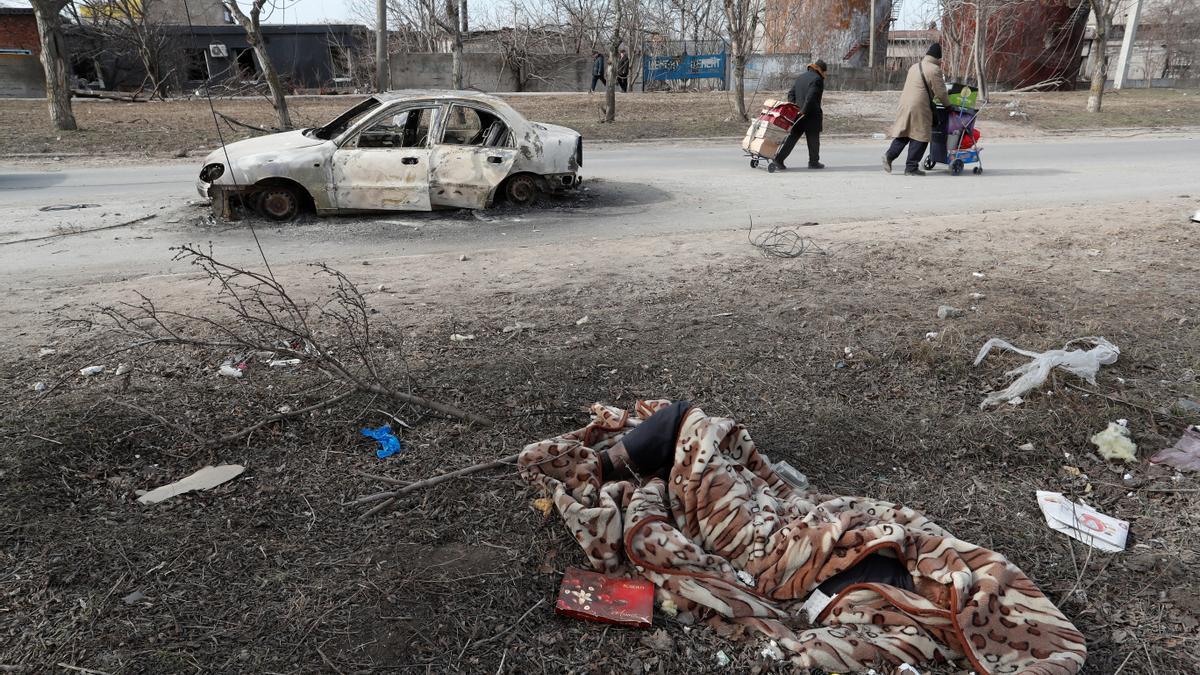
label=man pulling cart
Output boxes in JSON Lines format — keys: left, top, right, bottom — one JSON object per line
{"left": 743, "top": 59, "right": 827, "bottom": 172}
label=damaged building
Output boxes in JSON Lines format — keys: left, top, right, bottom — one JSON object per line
{"left": 71, "top": 24, "right": 369, "bottom": 94}
{"left": 762, "top": 0, "right": 894, "bottom": 67}
{"left": 0, "top": 0, "right": 43, "bottom": 97}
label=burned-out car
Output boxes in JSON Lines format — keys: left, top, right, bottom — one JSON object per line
{"left": 197, "top": 91, "right": 583, "bottom": 220}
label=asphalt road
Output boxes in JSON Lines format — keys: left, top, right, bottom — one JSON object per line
{"left": 1, "top": 134, "right": 1197, "bottom": 292}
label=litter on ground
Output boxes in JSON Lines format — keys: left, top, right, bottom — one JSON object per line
{"left": 554, "top": 567, "right": 653, "bottom": 628}
{"left": 79, "top": 365, "right": 105, "bottom": 376}
{"left": 1150, "top": 427, "right": 1200, "bottom": 472}
{"left": 1090, "top": 422, "right": 1138, "bottom": 463}
{"left": 137, "top": 464, "right": 246, "bottom": 504}
{"left": 361, "top": 425, "right": 403, "bottom": 459}
{"left": 1036, "top": 490, "right": 1129, "bottom": 552}
{"left": 973, "top": 336, "right": 1119, "bottom": 407}
{"left": 218, "top": 364, "right": 243, "bottom": 378}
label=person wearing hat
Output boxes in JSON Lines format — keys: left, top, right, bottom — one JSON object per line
{"left": 775, "top": 59, "right": 827, "bottom": 170}
{"left": 883, "top": 43, "right": 950, "bottom": 175}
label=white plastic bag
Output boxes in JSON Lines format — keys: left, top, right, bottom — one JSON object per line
{"left": 973, "top": 337, "right": 1119, "bottom": 408}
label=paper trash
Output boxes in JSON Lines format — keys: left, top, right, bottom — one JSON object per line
{"left": 1036, "top": 490, "right": 1128, "bottom": 552}
{"left": 138, "top": 465, "right": 245, "bottom": 504}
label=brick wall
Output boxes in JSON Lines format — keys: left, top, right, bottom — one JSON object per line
{"left": 0, "top": 13, "right": 40, "bottom": 55}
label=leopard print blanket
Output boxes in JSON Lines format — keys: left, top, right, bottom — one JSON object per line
{"left": 519, "top": 401, "right": 1086, "bottom": 675}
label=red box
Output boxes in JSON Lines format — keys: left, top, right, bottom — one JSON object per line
{"left": 555, "top": 567, "right": 654, "bottom": 628}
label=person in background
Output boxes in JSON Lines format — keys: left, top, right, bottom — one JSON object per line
{"left": 617, "top": 49, "right": 631, "bottom": 92}
{"left": 883, "top": 43, "right": 950, "bottom": 176}
{"left": 775, "top": 59, "right": 827, "bottom": 171}
{"left": 590, "top": 51, "right": 606, "bottom": 94}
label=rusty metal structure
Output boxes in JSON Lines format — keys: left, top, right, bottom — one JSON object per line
{"left": 762, "top": 0, "right": 894, "bottom": 66}
{"left": 942, "top": 0, "right": 1091, "bottom": 89}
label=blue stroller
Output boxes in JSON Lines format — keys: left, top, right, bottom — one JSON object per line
{"left": 924, "top": 104, "right": 983, "bottom": 175}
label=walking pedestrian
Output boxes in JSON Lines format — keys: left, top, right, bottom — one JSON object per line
{"left": 775, "top": 59, "right": 826, "bottom": 170}
{"left": 590, "top": 51, "right": 606, "bottom": 93}
{"left": 883, "top": 43, "right": 950, "bottom": 176}
{"left": 617, "top": 49, "right": 630, "bottom": 92}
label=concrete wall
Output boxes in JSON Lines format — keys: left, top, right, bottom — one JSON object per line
{"left": 742, "top": 54, "right": 901, "bottom": 93}
{"left": 390, "top": 52, "right": 593, "bottom": 92}
{"left": 0, "top": 52, "right": 44, "bottom": 97}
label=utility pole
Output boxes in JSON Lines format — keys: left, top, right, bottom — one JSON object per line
{"left": 376, "top": 0, "right": 388, "bottom": 92}
{"left": 1114, "top": 0, "right": 1143, "bottom": 89}
{"left": 868, "top": 0, "right": 876, "bottom": 68}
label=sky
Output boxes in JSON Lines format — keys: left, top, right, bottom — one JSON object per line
{"left": 264, "top": 0, "right": 936, "bottom": 31}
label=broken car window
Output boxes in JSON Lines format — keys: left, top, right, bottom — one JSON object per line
{"left": 355, "top": 107, "right": 439, "bottom": 149}
{"left": 313, "top": 98, "right": 381, "bottom": 140}
{"left": 441, "top": 105, "right": 511, "bottom": 148}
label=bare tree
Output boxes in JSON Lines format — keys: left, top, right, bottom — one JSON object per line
{"left": 603, "top": 0, "right": 622, "bottom": 120}
{"left": 722, "top": 0, "right": 761, "bottom": 121}
{"left": 72, "top": 0, "right": 174, "bottom": 98}
{"left": 29, "top": 0, "right": 77, "bottom": 131}
{"left": 1085, "top": 0, "right": 1118, "bottom": 112}
{"left": 223, "top": 0, "right": 293, "bottom": 128}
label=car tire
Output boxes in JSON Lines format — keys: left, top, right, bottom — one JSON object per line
{"left": 503, "top": 174, "right": 541, "bottom": 206}
{"left": 257, "top": 184, "right": 302, "bottom": 221}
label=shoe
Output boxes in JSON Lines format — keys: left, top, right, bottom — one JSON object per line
{"left": 808, "top": 162, "right": 824, "bottom": 169}
{"left": 904, "top": 169, "right": 926, "bottom": 176}
{"left": 775, "top": 162, "right": 787, "bottom": 171}
{"left": 882, "top": 154, "right": 893, "bottom": 174}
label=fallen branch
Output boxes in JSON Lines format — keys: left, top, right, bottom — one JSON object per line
{"left": 72, "top": 89, "right": 143, "bottom": 102}
{"left": 92, "top": 246, "right": 493, "bottom": 428}
{"left": 356, "top": 452, "right": 520, "bottom": 517}
{"left": 214, "top": 111, "right": 277, "bottom": 134}
{"left": 0, "top": 215, "right": 155, "bottom": 247}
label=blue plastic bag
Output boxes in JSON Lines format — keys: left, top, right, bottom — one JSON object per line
{"left": 361, "top": 424, "right": 403, "bottom": 459}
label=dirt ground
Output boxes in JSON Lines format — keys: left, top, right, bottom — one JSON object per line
{"left": 1, "top": 194, "right": 1198, "bottom": 674}
{"left": 1, "top": 88, "right": 1196, "bottom": 160}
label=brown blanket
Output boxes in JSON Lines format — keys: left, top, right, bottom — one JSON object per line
{"left": 519, "top": 401, "right": 1086, "bottom": 674}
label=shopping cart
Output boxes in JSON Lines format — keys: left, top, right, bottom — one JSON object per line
{"left": 923, "top": 104, "right": 984, "bottom": 176}
{"left": 742, "top": 100, "right": 800, "bottom": 173}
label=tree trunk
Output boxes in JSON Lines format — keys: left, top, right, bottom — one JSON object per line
{"left": 604, "top": 0, "right": 621, "bottom": 123}
{"left": 31, "top": 0, "right": 77, "bottom": 131}
{"left": 226, "top": 1, "right": 292, "bottom": 129}
{"left": 1087, "top": 4, "right": 1110, "bottom": 112}
{"left": 734, "top": 52, "right": 748, "bottom": 120}
{"left": 446, "top": 0, "right": 463, "bottom": 89}
{"left": 252, "top": 39, "right": 293, "bottom": 128}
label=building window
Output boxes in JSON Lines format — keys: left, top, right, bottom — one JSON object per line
{"left": 233, "top": 48, "right": 259, "bottom": 79}
{"left": 329, "top": 44, "right": 352, "bottom": 80}
{"left": 185, "top": 49, "right": 209, "bottom": 81}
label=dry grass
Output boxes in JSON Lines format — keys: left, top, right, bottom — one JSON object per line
{"left": 4, "top": 87, "right": 1195, "bottom": 160}
{"left": 984, "top": 88, "right": 1200, "bottom": 131}
{"left": 1, "top": 200, "right": 1199, "bottom": 674}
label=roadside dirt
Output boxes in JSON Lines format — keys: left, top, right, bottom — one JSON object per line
{"left": 2, "top": 196, "right": 1198, "bottom": 674}
{"left": 2, "top": 88, "right": 1195, "bottom": 161}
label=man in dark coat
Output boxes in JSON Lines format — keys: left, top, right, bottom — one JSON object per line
{"left": 775, "top": 59, "right": 826, "bottom": 170}
{"left": 590, "top": 51, "right": 606, "bottom": 93}
{"left": 617, "top": 49, "right": 630, "bottom": 92}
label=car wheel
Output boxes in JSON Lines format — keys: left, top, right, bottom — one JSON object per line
{"left": 504, "top": 174, "right": 541, "bottom": 206}
{"left": 257, "top": 184, "right": 301, "bottom": 221}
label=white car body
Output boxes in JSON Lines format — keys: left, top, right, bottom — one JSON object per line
{"left": 197, "top": 90, "right": 582, "bottom": 216}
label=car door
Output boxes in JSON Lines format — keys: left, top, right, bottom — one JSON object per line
{"left": 330, "top": 104, "right": 439, "bottom": 211}
{"left": 428, "top": 104, "right": 518, "bottom": 209}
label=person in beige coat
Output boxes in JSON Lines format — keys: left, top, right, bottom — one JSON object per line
{"left": 883, "top": 44, "right": 950, "bottom": 176}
